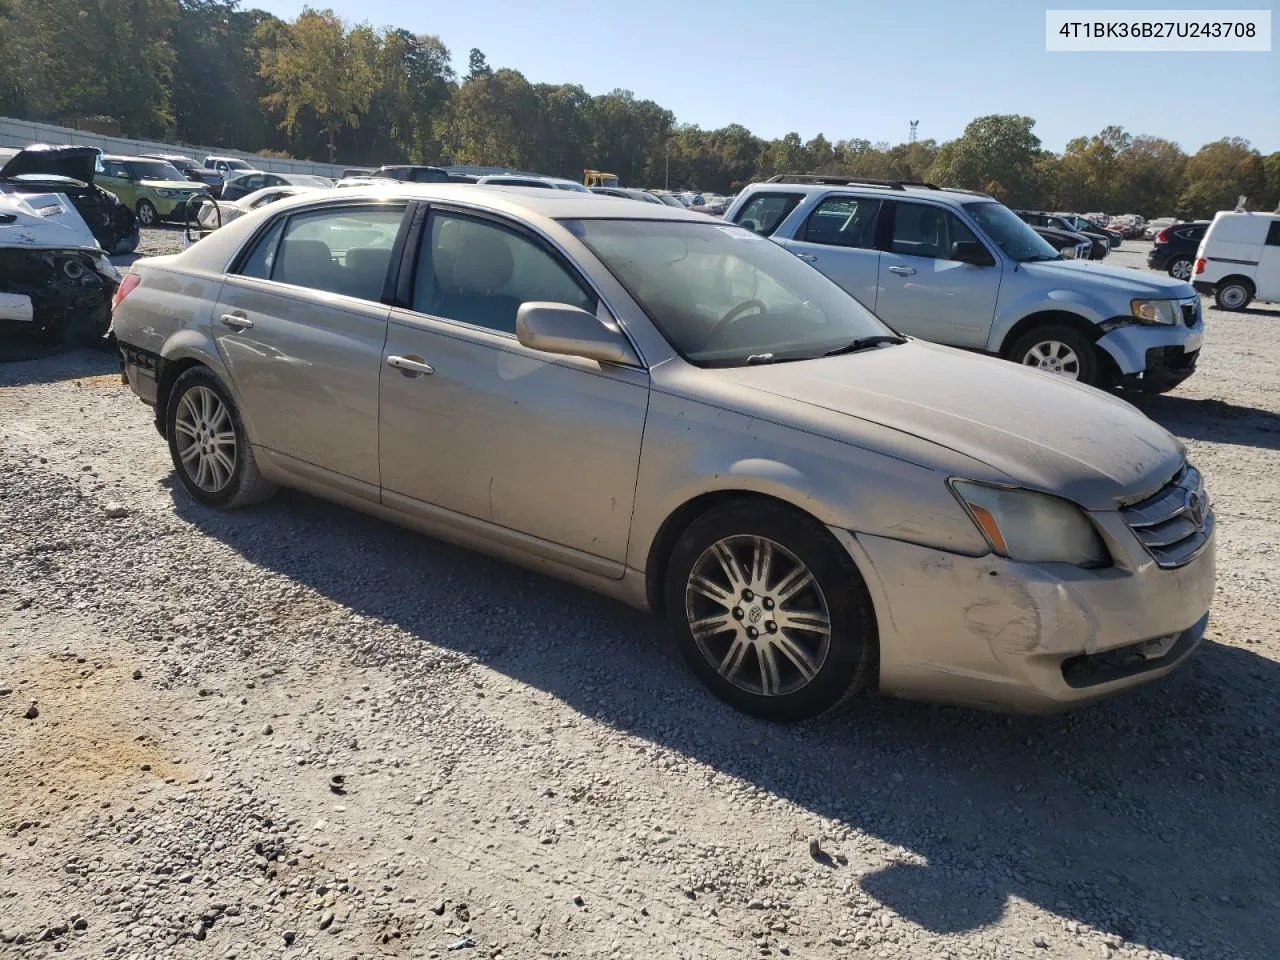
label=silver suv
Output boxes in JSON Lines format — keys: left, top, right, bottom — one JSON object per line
{"left": 724, "top": 177, "right": 1202, "bottom": 393}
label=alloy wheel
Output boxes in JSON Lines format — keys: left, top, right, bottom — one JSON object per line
{"left": 173, "top": 385, "right": 237, "bottom": 492}
{"left": 684, "top": 535, "right": 831, "bottom": 697}
{"left": 1170, "top": 259, "right": 1193, "bottom": 281}
{"left": 1022, "top": 340, "right": 1081, "bottom": 379}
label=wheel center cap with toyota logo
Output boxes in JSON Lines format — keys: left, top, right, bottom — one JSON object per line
{"left": 747, "top": 605, "right": 764, "bottom": 626}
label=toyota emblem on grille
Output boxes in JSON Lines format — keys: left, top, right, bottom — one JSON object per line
{"left": 1186, "top": 489, "right": 1206, "bottom": 526}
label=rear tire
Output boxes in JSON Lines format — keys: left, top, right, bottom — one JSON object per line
{"left": 663, "top": 500, "right": 877, "bottom": 722}
{"left": 1008, "top": 324, "right": 1104, "bottom": 388}
{"left": 1167, "top": 256, "right": 1193, "bottom": 281}
{"left": 166, "top": 367, "right": 277, "bottom": 509}
{"left": 1214, "top": 279, "right": 1253, "bottom": 312}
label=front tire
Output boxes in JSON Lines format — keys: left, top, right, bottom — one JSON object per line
{"left": 166, "top": 367, "right": 277, "bottom": 508}
{"left": 135, "top": 199, "right": 157, "bottom": 227}
{"left": 663, "top": 500, "right": 877, "bottom": 722}
{"left": 1215, "top": 279, "right": 1253, "bottom": 312}
{"left": 1009, "top": 324, "right": 1103, "bottom": 387}
{"left": 1167, "top": 256, "right": 1193, "bottom": 281}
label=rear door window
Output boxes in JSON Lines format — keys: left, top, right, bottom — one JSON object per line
{"left": 235, "top": 205, "right": 406, "bottom": 301}
{"left": 1266, "top": 221, "right": 1280, "bottom": 246}
{"left": 798, "top": 196, "right": 882, "bottom": 248}
{"left": 730, "top": 192, "right": 802, "bottom": 236}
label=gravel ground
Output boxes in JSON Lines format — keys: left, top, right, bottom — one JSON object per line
{"left": 2, "top": 241, "right": 1278, "bottom": 960}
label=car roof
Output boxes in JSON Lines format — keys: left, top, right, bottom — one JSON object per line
{"left": 250, "top": 183, "right": 715, "bottom": 222}
{"left": 742, "top": 178, "right": 990, "bottom": 209}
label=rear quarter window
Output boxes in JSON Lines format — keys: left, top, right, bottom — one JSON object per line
{"left": 730, "top": 192, "right": 803, "bottom": 236}
{"left": 1266, "top": 221, "right": 1280, "bottom": 246}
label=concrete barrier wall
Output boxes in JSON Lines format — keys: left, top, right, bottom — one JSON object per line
{"left": 0, "top": 116, "right": 346, "bottom": 177}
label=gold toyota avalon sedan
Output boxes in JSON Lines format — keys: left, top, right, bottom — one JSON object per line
{"left": 110, "top": 185, "right": 1215, "bottom": 721}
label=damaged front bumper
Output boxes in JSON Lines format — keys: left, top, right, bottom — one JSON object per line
{"left": 832, "top": 512, "right": 1216, "bottom": 712}
{"left": 0, "top": 247, "right": 119, "bottom": 347}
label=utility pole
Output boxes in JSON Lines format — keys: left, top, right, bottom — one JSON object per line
{"left": 665, "top": 141, "right": 670, "bottom": 190}
{"left": 909, "top": 120, "right": 919, "bottom": 144}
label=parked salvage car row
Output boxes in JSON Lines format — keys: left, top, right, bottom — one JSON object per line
{"left": 108, "top": 183, "right": 1217, "bottom": 721}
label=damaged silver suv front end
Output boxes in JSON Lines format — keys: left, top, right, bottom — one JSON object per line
{"left": 1, "top": 191, "right": 119, "bottom": 356}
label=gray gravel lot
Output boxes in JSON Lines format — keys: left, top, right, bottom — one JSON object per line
{"left": 2, "top": 240, "right": 1278, "bottom": 960}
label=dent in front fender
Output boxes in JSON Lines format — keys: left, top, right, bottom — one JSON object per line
{"left": 1097, "top": 323, "right": 1198, "bottom": 375}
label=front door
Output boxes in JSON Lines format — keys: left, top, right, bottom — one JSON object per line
{"left": 874, "top": 200, "right": 1001, "bottom": 349}
{"left": 778, "top": 194, "right": 883, "bottom": 311}
{"left": 212, "top": 202, "right": 407, "bottom": 487}
{"left": 379, "top": 208, "right": 648, "bottom": 566}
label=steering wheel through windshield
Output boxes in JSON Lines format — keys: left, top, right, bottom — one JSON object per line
{"left": 700, "top": 299, "right": 768, "bottom": 349}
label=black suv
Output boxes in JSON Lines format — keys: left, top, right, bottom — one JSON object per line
{"left": 1147, "top": 221, "right": 1209, "bottom": 281}
{"left": 1015, "top": 210, "right": 1107, "bottom": 260}
{"left": 371, "top": 164, "right": 451, "bottom": 184}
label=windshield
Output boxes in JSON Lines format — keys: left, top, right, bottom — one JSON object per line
{"left": 962, "top": 201, "right": 1060, "bottom": 262}
{"left": 126, "top": 160, "right": 186, "bottom": 182}
{"left": 564, "top": 219, "right": 895, "bottom": 367}
{"left": 656, "top": 194, "right": 684, "bottom": 208}
{"left": 286, "top": 175, "right": 335, "bottom": 188}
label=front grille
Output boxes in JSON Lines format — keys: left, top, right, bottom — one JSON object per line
{"left": 1121, "top": 464, "right": 1213, "bottom": 569}
{"left": 1179, "top": 298, "right": 1200, "bottom": 328}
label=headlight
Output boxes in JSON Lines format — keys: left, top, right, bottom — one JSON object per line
{"left": 1131, "top": 298, "right": 1177, "bottom": 325}
{"left": 1061, "top": 245, "right": 1077, "bottom": 259}
{"left": 950, "top": 480, "right": 1108, "bottom": 566}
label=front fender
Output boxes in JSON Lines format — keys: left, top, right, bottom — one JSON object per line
{"left": 627, "top": 391, "right": 993, "bottom": 574}
{"left": 989, "top": 286, "right": 1109, "bottom": 352}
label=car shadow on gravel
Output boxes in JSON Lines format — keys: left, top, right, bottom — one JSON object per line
{"left": 1133, "top": 394, "right": 1280, "bottom": 451}
{"left": 0, "top": 346, "right": 118, "bottom": 381}
{"left": 169, "top": 485, "right": 1280, "bottom": 960}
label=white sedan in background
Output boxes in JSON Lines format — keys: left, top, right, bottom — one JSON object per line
{"left": 194, "top": 186, "right": 324, "bottom": 234}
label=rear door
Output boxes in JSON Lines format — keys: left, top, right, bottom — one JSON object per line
{"left": 211, "top": 201, "right": 408, "bottom": 489}
{"left": 97, "top": 159, "right": 135, "bottom": 206}
{"left": 1259, "top": 220, "right": 1280, "bottom": 301}
{"left": 874, "top": 200, "right": 1001, "bottom": 349}
{"left": 776, "top": 194, "right": 883, "bottom": 311}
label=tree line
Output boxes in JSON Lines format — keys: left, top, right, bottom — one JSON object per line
{"left": 2, "top": 1, "right": 1277, "bottom": 218}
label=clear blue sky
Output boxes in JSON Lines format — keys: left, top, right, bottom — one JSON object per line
{"left": 250, "top": 0, "right": 1278, "bottom": 153}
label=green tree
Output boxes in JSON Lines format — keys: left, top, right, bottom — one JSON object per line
{"left": 446, "top": 66, "right": 540, "bottom": 167}
{"left": 259, "top": 7, "right": 376, "bottom": 161}
{"left": 7, "top": 0, "right": 177, "bottom": 136}
{"left": 927, "top": 114, "right": 1043, "bottom": 205}
{"left": 1263, "top": 151, "right": 1280, "bottom": 210}
{"left": 1177, "top": 137, "right": 1266, "bottom": 218}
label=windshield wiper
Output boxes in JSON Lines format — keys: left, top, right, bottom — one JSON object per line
{"left": 823, "top": 335, "right": 906, "bottom": 358}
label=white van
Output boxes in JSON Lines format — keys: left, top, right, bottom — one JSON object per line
{"left": 1192, "top": 210, "right": 1280, "bottom": 310}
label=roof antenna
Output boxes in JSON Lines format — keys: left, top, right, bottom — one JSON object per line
{"left": 1234, "top": 195, "right": 1247, "bottom": 212}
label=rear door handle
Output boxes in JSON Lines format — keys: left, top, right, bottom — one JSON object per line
{"left": 887, "top": 265, "right": 916, "bottom": 277}
{"left": 794, "top": 253, "right": 818, "bottom": 263}
{"left": 219, "top": 312, "right": 253, "bottom": 330}
{"left": 386, "top": 355, "right": 435, "bottom": 377}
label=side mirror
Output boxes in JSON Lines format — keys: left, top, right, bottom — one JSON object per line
{"left": 951, "top": 240, "right": 994, "bottom": 266}
{"left": 516, "top": 302, "right": 639, "bottom": 365}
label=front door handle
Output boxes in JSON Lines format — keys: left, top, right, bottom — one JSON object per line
{"left": 887, "top": 265, "right": 916, "bottom": 277}
{"left": 386, "top": 354, "right": 435, "bottom": 377}
{"left": 794, "top": 253, "right": 818, "bottom": 263}
{"left": 219, "top": 312, "right": 253, "bottom": 331}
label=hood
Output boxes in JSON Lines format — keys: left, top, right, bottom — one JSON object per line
{"left": 711, "top": 341, "right": 1183, "bottom": 510}
{"left": 1021, "top": 258, "right": 1196, "bottom": 299}
{"left": 0, "top": 145, "right": 99, "bottom": 185}
{"left": 139, "top": 179, "right": 206, "bottom": 192}
{"left": 0, "top": 191, "right": 102, "bottom": 252}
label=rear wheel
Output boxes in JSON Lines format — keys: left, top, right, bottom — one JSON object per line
{"left": 166, "top": 367, "right": 277, "bottom": 508}
{"left": 663, "top": 500, "right": 877, "bottom": 722}
{"left": 1167, "top": 256, "right": 1193, "bottom": 281}
{"left": 1009, "top": 324, "right": 1102, "bottom": 387}
{"left": 135, "top": 199, "right": 157, "bottom": 226}
{"left": 1215, "top": 279, "right": 1253, "bottom": 312}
